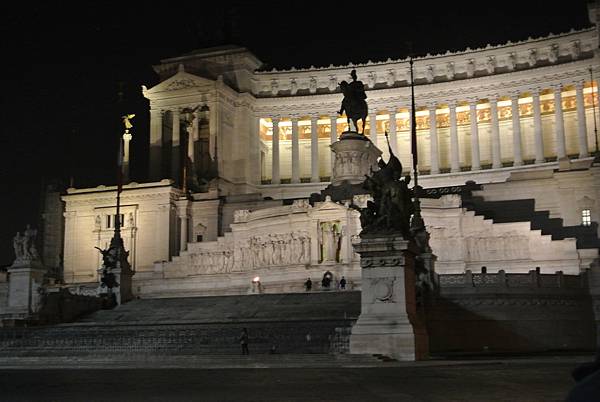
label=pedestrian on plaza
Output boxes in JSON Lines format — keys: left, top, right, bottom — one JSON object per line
{"left": 239, "top": 327, "right": 249, "bottom": 355}
{"left": 304, "top": 277, "right": 312, "bottom": 291}
{"left": 339, "top": 276, "right": 347, "bottom": 290}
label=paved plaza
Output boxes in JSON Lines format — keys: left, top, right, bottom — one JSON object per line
{"left": 0, "top": 356, "right": 594, "bottom": 402}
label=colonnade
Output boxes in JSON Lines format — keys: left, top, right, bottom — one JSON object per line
{"left": 262, "top": 80, "right": 597, "bottom": 183}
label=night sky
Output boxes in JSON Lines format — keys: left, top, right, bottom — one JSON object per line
{"left": 0, "top": 1, "right": 592, "bottom": 266}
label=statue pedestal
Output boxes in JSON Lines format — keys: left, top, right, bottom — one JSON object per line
{"left": 330, "top": 131, "right": 381, "bottom": 186}
{"left": 7, "top": 259, "right": 46, "bottom": 314}
{"left": 349, "top": 235, "right": 428, "bottom": 360}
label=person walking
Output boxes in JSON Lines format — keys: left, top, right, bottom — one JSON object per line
{"left": 339, "top": 276, "right": 347, "bottom": 290}
{"left": 304, "top": 277, "right": 312, "bottom": 291}
{"left": 239, "top": 327, "right": 249, "bottom": 355}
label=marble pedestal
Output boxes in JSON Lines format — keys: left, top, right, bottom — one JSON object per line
{"left": 349, "top": 235, "right": 428, "bottom": 360}
{"left": 7, "top": 259, "right": 46, "bottom": 314}
{"left": 330, "top": 131, "right": 382, "bottom": 185}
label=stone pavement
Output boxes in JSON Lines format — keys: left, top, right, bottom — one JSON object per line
{"left": 0, "top": 355, "right": 593, "bottom": 401}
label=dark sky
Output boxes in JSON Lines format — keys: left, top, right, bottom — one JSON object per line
{"left": 0, "top": 0, "right": 593, "bottom": 266}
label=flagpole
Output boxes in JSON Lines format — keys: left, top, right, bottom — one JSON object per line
{"left": 409, "top": 54, "right": 423, "bottom": 228}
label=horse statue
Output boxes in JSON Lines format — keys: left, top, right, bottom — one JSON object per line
{"left": 338, "top": 69, "right": 368, "bottom": 134}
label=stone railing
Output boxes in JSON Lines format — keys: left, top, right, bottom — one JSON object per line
{"left": 436, "top": 268, "right": 588, "bottom": 291}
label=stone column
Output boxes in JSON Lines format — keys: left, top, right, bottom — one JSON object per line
{"left": 369, "top": 112, "right": 378, "bottom": 147}
{"left": 122, "top": 132, "right": 132, "bottom": 183}
{"left": 176, "top": 199, "right": 189, "bottom": 253}
{"left": 428, "top": 104, "right": 440, "bottom": 174}
{"left": 311, "top": 115, "right": 320, "bottom": 183}
{"left": 532, "top": 88, "right": 545, "bottom": 163}
{"left": 553, "top": 84, "right": 567, "bottom": 159}
{"left": 330, "top": 115, "right": 338, "bottom": 175}
{"left": 149, "top": 109, "right": 163, "bottom": 181}
{"left": 291, "top": 116, "right": 300, "bottom": 183}
{"left": 272, "top": 117, "right": 281, "bottom": 185}
{"left": 388, "top": 110, "right": 398, "bottom": 155}
{"left": 575, "top": 80, "right": 589, "bottom": 158}
{"left": 171, "top": 109, "right": 181, "bottom": 184}
{"left": 349, "top": 236, "right": 428, "bottom": 361}
{"left": 448, "top": 101, "right": 460, "bottom": 173}
{"left": 489, "top": 96, "right": 502, "bottom": 169}
{"left": 510, "top": 92, "right": 523, "bottom": 166}
{"left": 468, "top": 99, "right": 481, "bottom": 170}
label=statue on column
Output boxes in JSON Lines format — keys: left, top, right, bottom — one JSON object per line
{"left": 338, "top": 69, "right": 368, "bottom": 134}
{"left": 359, "top": 132, "right": 414, "bottom": 238}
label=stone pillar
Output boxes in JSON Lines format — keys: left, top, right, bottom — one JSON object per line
{"left": 532, "top": 88, "right": 545, "bottom": 163}
{"left": 575, "top": 80, "right": 589, "bottom": 158}
{"left": 349, "top": 236, "right": 427, "bottom": 361}
{"left": 311, "top": 115, "right": 320, "bottom": 183}
{"left": 330, "top": 115, "right": 338, "bottom": 175}
{"left": 330, "top": 136, "right": 382, "bottom": 185}
{"left": 7, "top": 259, "right": 46, "bottom": 315}
{"left": 449, "top": 101, "right": 460, "bottom": 173}
{"left": 122, "top": 132, "right": 132, "bottom": 183}
{"left": 428, "top": 104, "right": 440, "bottom": 174}
{"left": 510, "top": 92, "right": 523, "bottom": 166}
{"left": 388, "top": 110, "right": 398, "bottom": 155}
{"left": 489, "top": 96, "right": 502, "bottom": 169}
{"left": 271, "top": 117, "right": 280, "bottom": 185}
{"left": 176, "top": 199, "right": 189, "bottom": 252}
{"left": 291, "top": 116, "right": 300, "bottom": 184}
{"left": 468, "top": 99, "right": 481, "bottom": 170}
{"left": 171, "top": 109, "right": 181, "bottom": 184}
{"left": 553, "top": 84, "right": 567, "bottom": 159}
{"left": 149, "top": 109, "right": 163, "bottom": 181}
{"left": 369, "top": 112, "right": 378, "bottom": 147}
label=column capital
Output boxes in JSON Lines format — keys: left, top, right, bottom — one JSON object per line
{"left": 447, "top": 100, "right": 458, "bottom": 109}
{"left": 310, "top": 114, "right": 320, "bottom": 121}
{"left": 551, "top": 83, "right": 564, "bottom": 93}
{"left": 530, "top": 86, "right": 542, "bottom": 97}
{"left": 289, "top": 114, "right": 300, "bottom": 121}
{"left": 150, "top": 108, "right": 164, "bottom": 116}
{"left": 271, "top": 116, "right": 281, "bottom": 124}
{"left": 426, "top": 103, "right": 437, "bottom": 111}
{"left": 508, "top": 90, "right": 521, "bottom": 101}
{"left": 574, "top": 79, "right": 586, "bottom": 90}
{"left": 487, "top": 95, "right": 499, "bottom": 103}
{"left": 329, "top": 114, "right": 339, "bottom": 121}
{"left": 465, "top": 96, "right": 479, "bottom": 105}
{"left": 123, "top": 133, "right": 133, "bottom": 141}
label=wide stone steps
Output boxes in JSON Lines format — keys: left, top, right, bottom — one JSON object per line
{"left": 462, "top": 195, "right": 600, "bottom": 250}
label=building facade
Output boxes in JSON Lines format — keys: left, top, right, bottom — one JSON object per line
{"left": 56, "top": 11, "right": 600, "bottom": 297}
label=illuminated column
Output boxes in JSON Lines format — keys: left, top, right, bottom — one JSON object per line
{"left": 553, "top": 84, "right": 567, "bottom": 159}
{"left": 388, "top": 110, "right": 398, "bottom": 154}
{"left": 489, "top": 96, "right": 502, "bottom": 169}
{"left": 291, "top": 116, "right": 300, "bottom": 184}
{"left": 428, "top": 104, "right": 440, "bottom": 174}
{"left": 510, "top": 92, "right": 523, "bottom": 166}
{"left": 271, "top": 117, "right": 281, "bottom": 185}
{"left": 575, "top": 80, "right": 589, "bottom": 158}
{"left": 311, "top": 115, "right": 320, "bottom": 183}
{"left": 176, "top": 200, "right": 189, "bottom": 253}
{"left": 369, "top": 112, "right": 378, "bottom": 147}
{"left": 532, "top": 88, "right": 545, "bottom": 163}
{"left": 330, "top": 115, "right": 338, "bottom": 174}
{"left": 149, "top": 109, "right": 163, "bottom": 181}
{"left": 188, "top": 113, "right": 197, "bottom": 161}
{"left": 171, "top": 109, "right": 181, "bottom": 183}
{"left": 468, "top": 99, "right": 481, "bottom": 170}
{"left": 449, "top": 101, "right": 460, "bottom": 173}
{"left": 122, "top": 132, "right": 132, "bottom": 183}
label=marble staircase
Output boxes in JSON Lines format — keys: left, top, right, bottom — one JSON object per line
{"left": 461, "top": 193, "right": 600, "bottom": 251}
{"left": 0, "top": 291, "right": 361, "bottom": 358}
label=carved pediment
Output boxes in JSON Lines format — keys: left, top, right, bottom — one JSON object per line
{"left": 144, "top": 70, "right": 215, "bottom": 96}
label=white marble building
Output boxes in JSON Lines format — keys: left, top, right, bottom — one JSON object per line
{"left": 57, "top": 9, "right": 600, "bottom": 297}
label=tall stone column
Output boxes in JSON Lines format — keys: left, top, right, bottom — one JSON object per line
{"left": 489, "top": 96, "right": 502, "bottom": 169}
{"left": 291, "top": 116, "right": 300, "bottom": 183}
{"left": 575, "top": 80, "right": 589, "bottom": 158}
{"left": 388, "top": 110, "right": 398, "bottom": 155}
{"left": 122, "top": 132, "right": 132, "bottom": 183}
{"left": 532, "top": 88, "right": 545, "bottom": 163}
{"left": 311, "top": 115, "right": 320, "bottom": 183}
{"left": 330, "top": 115, "right": 338, "bottom": 175}
{"left": 448, "top": 101, "right": 460, "bottom": 173}
{"left": 428, "top": 104, "right": 440, "bottom": 174}
{"left": 349, "top": 236, "right": 427, "bottom": 361}
{"left": 553, "top": 84, "right": 567, "bottom": 159}
{"left": 369, "top": 112, "right": 378, "bottom": 147}
{"left": 171, "top": 109, "right": 181, "bottom": 184}
{"left": 510, "top": 92, "right": 523, "bottom": 166}
{"left": 271, "top": 117, "right": 281, "bottom": 185}
{"left": 468, "top": 99, "right": 481, "bottom": 170}
{"left": 149, "top": 109, "right": 163, "bottom": 181}
{"left": 176, "top": 199, "right": 189, "bottom": 253}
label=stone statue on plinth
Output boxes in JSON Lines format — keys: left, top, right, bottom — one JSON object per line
{"left": 12, "top": 224, "right": 40, "bottom": 262}
{"left": 338, "top": 69, "right": 368, "bottom": 135}
{"left": 359, "top": 132, "right": 414, "bottom": 239}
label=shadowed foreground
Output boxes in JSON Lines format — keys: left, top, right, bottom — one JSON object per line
{"left": 0, "top": 359, "right": 585, "bottom": 402}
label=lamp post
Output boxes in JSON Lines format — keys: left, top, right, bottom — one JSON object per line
{"left": 590, "top": 67, "right": 600, "bottom": 162}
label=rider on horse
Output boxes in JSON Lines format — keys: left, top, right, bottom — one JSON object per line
{"left": 338, "top": 69, "right": 368, "bottom": 134}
